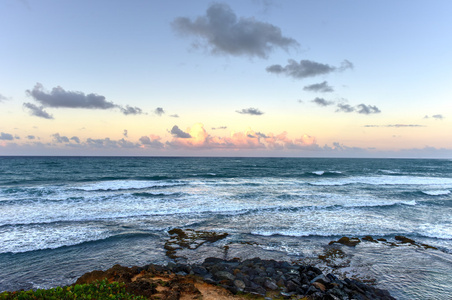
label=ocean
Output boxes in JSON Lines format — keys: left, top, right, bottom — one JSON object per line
{"left": 0, "top": 157, "right": 451, "bottom": 299}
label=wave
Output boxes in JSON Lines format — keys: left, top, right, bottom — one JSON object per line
{"left": 74, "top": 180, "right": 185, "bottom": 191}
{"left": 422, "top": 190, "right": 451, "bottom": 196}
{"left": 309, "top": 171, "right": 344, "bottom": 177}
{"left": 0, "top": 231, "right": 159, "bottom": 254}
{"left": 309, "top": 175, "right": 452, "bottom": 186}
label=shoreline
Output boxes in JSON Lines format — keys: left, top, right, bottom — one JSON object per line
{"left": 72, "top": 256, "right": 396, "bottom": 300}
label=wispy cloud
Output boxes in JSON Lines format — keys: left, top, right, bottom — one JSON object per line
{"left": 364, "top": 124, "right": 426, "bottom": 128}
{"left": 23, "top": 102, "right": 54, "bottom": 119}
{"left": 0, "top": 93, "right": 8, "bottom": 102}
{"left": 172, "top": 3, "right": 298, "bottom": 58}
{"left": 155, "top": 107, "right": 165, "bottom": 116}
{"left": 236, "top": 107, "right": 264, "bottom": 115}
{"left": 303, "top": 81, "right": 334, "bottom": 93}
{"left": 312, "top": 97, "right": 334, "bottom": 107}
{"left": 424, "top": 114, "right": 444, "bottom": 120}
{"left": 123, "top": 130, "right": 128, "bottom": 137}
{"left": 356, "top": 104, "right": 381, "bottom": 115}
{"left": 266, "top": 59, "right": 353, "bottom": 79}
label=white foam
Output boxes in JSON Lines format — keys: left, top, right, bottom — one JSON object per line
{"left": 312, "top": 171, "right": 325, "bottom": 176}
{"left": 422, "top": 190, "right": 451, "bottom": 196}
{"left": 75, "top": 180, "right": 179, "bottom": 191}
{"left": 309, "top": 175, "right": 452, "bottom": 186}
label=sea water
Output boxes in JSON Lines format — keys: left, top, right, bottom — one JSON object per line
{"left": 0, "top": 157, "right": 451, "bottom": 299}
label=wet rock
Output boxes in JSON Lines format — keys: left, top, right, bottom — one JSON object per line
{"left": 362, "top": 235, "right": 378, "bottom": 243}
{"left": 330, "top": 236, "right": 361, "bottom": 247}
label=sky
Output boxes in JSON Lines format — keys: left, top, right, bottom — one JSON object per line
{"left": 1, "top": 0, "right": 451, "bottom": 157}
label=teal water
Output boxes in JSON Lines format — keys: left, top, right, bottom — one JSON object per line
{"left": 0, "top": 157, "right": 451, "bottom": 299}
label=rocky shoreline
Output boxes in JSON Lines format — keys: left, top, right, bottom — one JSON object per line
{"left": 75, "top": 257, "right": 395, "bottom": 299}
{"left": 72, "top": 228, "right": 401, "bottom": 299}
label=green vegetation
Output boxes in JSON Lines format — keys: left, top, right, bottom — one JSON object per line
{"left": 0, "top": 279, "right": 147, "bottom": 300}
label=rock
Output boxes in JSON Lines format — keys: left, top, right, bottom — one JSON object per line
{"left": 214, "top": 270, "right": 235, "bottom": 281}
{"left": 362, "top": 235, "right": 378, "bottom": 243}
{"left": 264, "top": 278, "right": 278, "bottom": 290}
{"left": 312, "top": 281, "right": 326, "bottom": 291}
{"left": 395, "top": 235, "right": 416, "bottom": 244}
{"left": 333, "top": 236, "right": 361, "bottom": 247}
{"left": 233, "top": 279, "right": 246, "bottom": 291}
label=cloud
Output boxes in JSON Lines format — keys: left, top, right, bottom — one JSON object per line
{"left": 356, "top": 104, "right": 381, "bottom": 115}
{"left": 123, "top": 129, "right": 128, "bottom": 137}
{"left": 212, "top": 126, "right": 228, "bottom": 130}
{"left": 336, "top": 103, "right": 355, "bottom": 113}
{"left": 119, "top": 105, "right": 144, "bottom": 115}
{"left": 155, "top": 107, "right": 165, "bottom": 116}
{"left": 312, "top": 97, "right": 334, "bottom": 107}
{"left": 139, "top": 135, "right": 164, "bottom": 149}
{"left": 364, "top": 124, "right": 426, "bottom": 128}
{"left": 266, "top": 59, "right": 353, "bottom": 79}
{"left": 23, "top": 102, "right": 54, "bottom": 119}
{"left": 0, "top": 132, "right": 14, "bottom": 140}
{"left": 70, "top": 136, "right": 80, "bottom": 143}
{"left": 303, "top": 81, "right": 334, "bottom": 93}
{"left": 425, "top": 114, "right": 444, "bottom": 120}
{"left": 169, "top": 114, "right": 180, "bottom": 118}
{"left": 172, "top": 3, "right": 298, "bottom": 58}
{"left": 0, "top": 93, "right": 8, "bottom": 102}
{"left": 170, "top": 125, "right": 192, "bottom": 138}
{"left": 27, "top": 135, "right": 36, "bottom": 140}
{"left": 236, "top": 107, "right": 264, "bottom": 115}
{"left": 25, "top": 83, "right": 144, "bottom": 117}
{"left": 27, "top": 83, "right": 116, "bottom": 109}
{"left": 52, "top": 133, "right": 70, "bottom": 143}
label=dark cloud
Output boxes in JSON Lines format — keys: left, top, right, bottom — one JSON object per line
{"left": 312, "top": 97, "right": 334, "bottom": 107}
{"left": 236, "top": 107, "right": 264, "bottom": 115}
{"left": 52, "top": 133, "right": 70, "bottom": 143}
{"left": 303, "top": 81, "right": 334, "bottom": 93}
{"left": 70, "top": 136, "right": 80, "bottom": 143}
{"left": 0, "top": 132, "right": 14, "bottom": 140}
{"left": 155, "top": 107, "right": 165, "bottom": 116}
{"left": 139, "top": 136, "right": 164, "bottom": 149}
{"left": 119, "top": 105, "right": 144, "bottom": 115}
{"left": 15, "top": 135, "right": 20, "bottom": 140}
{"left": 23, "top": 102, "right": 54, "bottom": 119}
{"left": 356, "top": 104, "right": 381, "bottom": 115}
{"left": 170, "top": 125, "right": 192, "bottom": 138}
{"left": 169, "top": 114, "right": 180, "bottom": 118}
{"left": 25, "top": 83, "right": 144, "bottom": 117}
{"left": 123, "top": 129, "right": 128, "bottom": 137}
{"left": 212, "top": 126, "right": 228, "bottom": 130}
{"left": 27, "top": 83, "right": 116, "bottom": 109}
{"left": 266, "top": 59, "right": 352, "bottom": 79}
{"left": 255, "top": 132, "right": 268, "bottom": 138}
{"left": 172, "top": 3, "right": 298, "bottom": 58}
{"left": 27, "top": 135, "right": 36, "bottom": 140}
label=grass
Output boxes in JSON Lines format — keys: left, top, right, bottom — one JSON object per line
{"left": 0, "top": 279, "right": 147, "bottom": 300}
